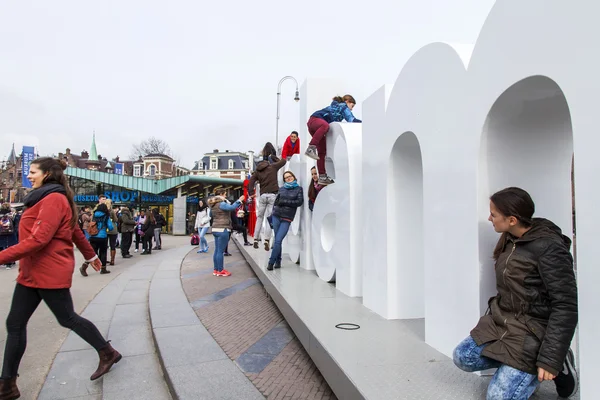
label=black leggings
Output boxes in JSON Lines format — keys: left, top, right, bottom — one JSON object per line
{"left": 2, "top": 284, "right": 108, "bottom": 378}
{"left": 90, "top": 237, "right": 108, "bottom": 266}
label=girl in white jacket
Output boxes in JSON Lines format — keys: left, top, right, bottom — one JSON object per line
{"left": 195, "top": 200, "right": 211, "bottom": 253}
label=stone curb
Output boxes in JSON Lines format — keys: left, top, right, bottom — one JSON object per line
{"left": 148, "top": 247, "right": 264, "bottom": 400}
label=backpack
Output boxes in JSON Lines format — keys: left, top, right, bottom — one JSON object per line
{"left": 190, "top": 233, "right": 200, "bottom": 246}
{"left": 0, "top": 214, "right": 14, "bottom": 236}
{"left": 87, "top": 215, "right": 107, "bottom": 237}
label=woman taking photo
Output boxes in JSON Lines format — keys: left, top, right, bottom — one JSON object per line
{"left": 0, "top": 158, "right": 121, "bottom": 399}
{"left": 208, "top": 190, "right": 244, "bottom": 277}
{"left": 103, "top": 199, "right": 119, "bottom": 266}
{"left": 267, "top": 171, "right": 303, "bottom": 271}
{"left": 453, "top": 187, "right": 578, "bottom": 399}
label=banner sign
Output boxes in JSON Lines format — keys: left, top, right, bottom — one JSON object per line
{"left": 21, "top": 146, "right": 35, "bottom": 188}
{"left": 114, "top": 163, "right": 124, "bottom": 175}
{"left": 73, "top": 190, "right": 176, "bottom": 204}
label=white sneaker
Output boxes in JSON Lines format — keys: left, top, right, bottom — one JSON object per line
{"left": 134, "top": 249, "right": 138, "bottom": 253}
{"left": 5, "top": 265, "right": 12, "bottom": 270}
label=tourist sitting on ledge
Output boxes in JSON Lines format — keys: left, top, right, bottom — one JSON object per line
{"left": 281, "top": 131, "right": 300, "bottom": 161}
{"left": 453, "top": 187, "right": 578, "bottom": 399}
{"left": 305, "top": 94, "right": 361, "bottom": 186}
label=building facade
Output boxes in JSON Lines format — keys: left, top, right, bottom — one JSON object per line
{"left": 191, "top": 149, "right": 258, "bottom": 180}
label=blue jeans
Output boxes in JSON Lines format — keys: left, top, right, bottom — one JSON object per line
{"left": 453, "top": 336, "right": 539, "bottom": 400}
{"left": 212, "top": 230, "right": 229, "bottom": 272}
{"left": 198, "top": 226, "right": 209, "bottom": 251}
{"left": 268, "top": 215, "right": 291, "bottom": 265}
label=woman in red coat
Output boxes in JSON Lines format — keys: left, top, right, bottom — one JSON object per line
{"left": 0, "top": 158, "right": 122, "bottom": 399}
{"left": 281, "top": 131, "right": 300, "bottom": 161}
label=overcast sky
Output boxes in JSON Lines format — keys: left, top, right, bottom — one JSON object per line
{"left": 0, "top": 0, "right": 495, "bottom": 168}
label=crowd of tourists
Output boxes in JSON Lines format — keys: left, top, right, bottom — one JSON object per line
{"left": 0, "top": 93, "right": 580, "bottom": 399}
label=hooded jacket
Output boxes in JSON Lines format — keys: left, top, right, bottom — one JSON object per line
{"left": 281, "top": 136, "right": 300, "bottom": 160}
{"left": 248, "top": 156, "right": 286, "bottom": 196}
{"left": 311, "top": 101, "right": 362, "bottom": 124}
{"left": 470, "top": 218, "right": 578, "bottom": 376}
{"left": 90, "top": 210, "right": 114, "bottom": 239}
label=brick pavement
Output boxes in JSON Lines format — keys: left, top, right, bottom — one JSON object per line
{"left": 181, "top": 237, "right": 337, "bottom": 400}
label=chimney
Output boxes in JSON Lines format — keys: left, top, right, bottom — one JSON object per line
{"left": 225, "top": 150, "right": 229, "bottom": 153}
{"left": 65, "top": 148, "right": 71, "bottom": 156}
{"left": 115, "top": 156, "right": 120, "bottom": 162}
{"left": 98, "top": 155, "right": 103, "bottom": 161}
{"left": 81, "top": 151, "right": 89, "bottom": 159}
{"left": 213, "top": 149, "right": 218, "bottom": 153}
{"left": 58, "top": 152, "right": 64, "bottom": 159}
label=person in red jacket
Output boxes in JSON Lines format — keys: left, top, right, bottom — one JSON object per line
{"left": 281, "top": 131, "right": 300, "bottom": 161}
{"left": 0, "top": 157, "right": 122, "bottom": 399}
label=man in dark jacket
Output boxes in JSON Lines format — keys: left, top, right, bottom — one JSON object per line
{"left": 248, "top": 146, "right": 286, "bottom": 251}
{"left": 119, "top": 206, "right": 136, "bottom": 258}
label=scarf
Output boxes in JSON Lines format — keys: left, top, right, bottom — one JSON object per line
{"left": 23, "top": 183, "right": 67, "bottom": 208}
{"left": 284, "top": 180, "right": 299, "bottom": 189}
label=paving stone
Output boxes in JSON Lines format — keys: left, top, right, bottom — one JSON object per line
{"left": 102, "top": 353, "right": 171, "bottom": 400}
{"left": 108, "top": 323, "right": 154, "bottom": 357}
{"left": 38, "top": 349, "right": 102, "bottom": 400}
{"left": 167, "top": 359, "right": 264, "bottom": 400}
{"left": 60, "top": 320, "right": 110, "bottom": 352}
{"left": 111, "top": 303, "right": 148, "bottom": 326}
{"left": 80, "top": 303, "right": 116, "bottom": 323}
{"left": 125, "top": 279, "right": 151, "bottom": 291}
{"left": 153, "top": 325, "right": 228, "bottom": 367}
{"left": 153, "top": 269, "right": 181, "bottom": 279}
{"left": 117, "top": 289, "right": 148, "bottom": 305}
{"left": 89, "top": 285, "right": 124, "bottom": 306}
{"left": 150, "top": 302, "right": 200, "bottom": 328}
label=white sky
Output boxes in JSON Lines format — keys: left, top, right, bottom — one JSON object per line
{"left": 0, "top": 0, "right": 495, "bottom": 168}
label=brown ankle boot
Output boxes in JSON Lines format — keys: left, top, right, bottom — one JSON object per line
{"left": 90, "top": 343, "right": 122, "bottom": 381}
{"left": 109, "top": 250, "right": 116, "bottom": 266}
{"left": 79, "top": 263, "right": 89, "bottom": 277}
{"left": 0, "top": 376, "right": 20, "bottom": 400}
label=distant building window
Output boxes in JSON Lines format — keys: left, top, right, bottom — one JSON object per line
{"left": 228, "top": 159, "right": 235, "bottom": 169}
{"left": 244, "top": 161, "right": 249, "bottom": 170}
{"left": 149, "top": 165, "right": 156, "bottom": 176}
{"left": 134, "top": 165, "right": 141, "bottom": 177}
{"left": 210, "top": 158, "right": 218, "bottom": 170}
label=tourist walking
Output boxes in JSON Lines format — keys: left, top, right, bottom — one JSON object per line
{"left": 104, "top": 199, "right": 119, "bottom": 266}
{"left": 195, "top": 200, "right": 211, "bottom": 253}
{"left": 304, "top": 95, "right": 361, "bottom": 185}
{"left": 267, "top": 171, "right": 303, "bottom": 271}
{"left": 248, "top": 142, "right": 286, "bottom": 251}
{"left": 0, "top": 204, "right": 18, "bottom": 270}
{"left": 83, "top": 203, "right": 114, "bottom": 275}
{"left": 453, "top": 187, "right": 578, "bottom": 399}
{"left": 208, "top": 189, "right": 244, "bottom": 277}
{"left": 119, "top": 205, "right": 135, "bottom": 258}
{"left": 0, "top": 157, "right": 121, "bottom": 399}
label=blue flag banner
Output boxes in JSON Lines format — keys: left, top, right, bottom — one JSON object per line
{"left": 114, "top": 163, "right": 124, "bottom": 175}
{"left": 21, "top": 146, "right": 35, "bottom": 188}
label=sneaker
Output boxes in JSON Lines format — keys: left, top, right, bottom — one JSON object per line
{"left": 264, "top": 241, "right": 270, "bottom": 251}
{"left": 274, "top": 263, "right": 281, "bottom": 269}
{"left": 554, "top": 349, "right": 578, "bottom": 398}
{"left": 224, "top": 253, "right": 232, "bottom": 257}
{"left": 318, "top": 175, "right": 335, "bottom": 185}
{"left": 253, "top": 241, "right": 259, "bottom": 249}
{"left": 219, "top": 269, "right": 232, "bottom": 277}
{"left": 134, "top": 249, "right": 138, "bottom": 253}
{"left": 5, "top": 265, "right": 11, "bottom": 270}
{"left": 305, "top": 145, "right": 319, "bottom": 160}
{"left": 244, "top": 242, "right": 252, "bottom": 246}
{"left": 267, "top": 264, "right": 274, "bottom": 271}
{"left": 213, "top": 269, "right": 219, "bottom": 276}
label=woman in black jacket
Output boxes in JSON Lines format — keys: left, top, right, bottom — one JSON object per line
{"left": 267, "top": 171, "right": 303, "bottom": 271}
{"left": 453, "top": 187, "right": 578, "bottom": 399}
{"left": 141, "top": 211, "right": 156, "bottom": 255}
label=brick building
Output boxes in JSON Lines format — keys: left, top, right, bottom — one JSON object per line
{"left": 191, "top": 149, "right": 258, "bottom": 180}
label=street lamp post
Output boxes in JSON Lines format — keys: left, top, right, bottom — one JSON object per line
{"left": 275, "top": 76, "right": 300, "bottom": 152}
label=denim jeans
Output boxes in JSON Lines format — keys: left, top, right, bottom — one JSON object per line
{"left": 198, "top": 226, "right": 209, "bottom": 251}
{"left": 254, "top": 193, "right": 277, "bottom": 241}
{"left": 212, "top": 230, "right": 229, "bottom": 272}
{"left": 453, "top": 336, "right": 539, "bottom": 400}
{"left": 268, "top": 215, "right": 291, "bottom": 265}
{"left": 153, "top": 228, "right": 161, "bottom": 247}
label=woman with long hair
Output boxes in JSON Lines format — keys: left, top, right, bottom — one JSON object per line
{"left": 304, "top": 94, "right": 361, "bottom": 186}
{"left": 0, "top": 157, "right": 121, "bottom": 398}
{"left": 267, "top": 171, "right": 303, "bottom": 271}
{"left": 208, "top": 189, "right": 244, "bottom": 277}
{"left": 453, "top": 187, "right": 578, "bottom": 399}
{"left": 308, "top": 166, "right": 324, "bottom": 212}
{"left": 103, "top": 199, "right": 119, "bottom": 266}
{"left": 141, "top": 210, "right": 156, "bottom": 255}
{"left": 84, "top": 203, "right": 114, "bottom": 275}
{"left": 195, "top": 199, "right": 211, "bottom": 253}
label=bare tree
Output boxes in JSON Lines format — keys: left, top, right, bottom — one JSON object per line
{"left": 129, "top": 137, "right": 172, "bottom": 159}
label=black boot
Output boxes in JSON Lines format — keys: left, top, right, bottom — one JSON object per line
{"left": 90, "top": 343, "right": 122, "bottom": 381}
{"left": 267, "top": 264, "right": 274, "bottom": 271}
{"left": 79, "top": 263, "right": 89, "bottom": 277}
{"left": 274, "top": 263, "right": 281, "bottom": 269}
{"left": 0, "top": 376, "right": 20, "bottom": 400}
{"left": 100, "top": 267, "right": 111, "bottom": 274}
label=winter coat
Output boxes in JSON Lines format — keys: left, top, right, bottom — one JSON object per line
{"left": 208, "top": 196, "right": 241, "bottom": 231}
{"left": 308, "top": 181, "right": 324, "bottom": 212}
{"left": 470, "top": 218, "right": 578, "bottom": 376}
{"left": 89, "top": 210, "right": 114, "bottom": 240}
{"left": 0, "top": 192, "right": 96, "bottom": 289}
{"left": 155, "top": 213, "right": 166, "bottom": 229}
{"left": 195, "top": 208, "right": 210, "bottom": 229}
{"left": 119, "top": 209, "right": 136, "bottom": 233}
{"left": 248, "top": 156, "right": 286, "bottom": 196}
{"left": 107, "top": 210, "right": 119, "bottom": 235}
{"left": 273, "top": 185, "right": 303, "bottom": 221}
{"left": 80, "top": 212, "right": 92, "bottom": 231}
{"left": 311, "top": 101, "right": 362, "bottom": 124}
{"left": 0, "top": 209, "right": 18, "bottom": 248}
{"left": 281, "top": 136, "right": 300, "bottom": 160}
